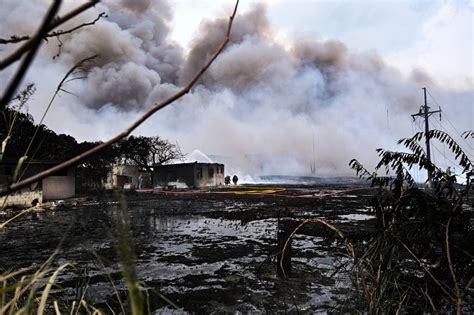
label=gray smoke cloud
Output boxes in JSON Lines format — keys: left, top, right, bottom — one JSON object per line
{"left": 0, "top": 1, "right": 472, "bottom": 178}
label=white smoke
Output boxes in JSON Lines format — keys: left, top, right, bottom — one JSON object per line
{"left": 0, "top": 1, "right": 472, "bottom": 178}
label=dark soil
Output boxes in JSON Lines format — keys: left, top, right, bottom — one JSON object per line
{"left": 0, "top": 184, "right": 376, "bottom": 313}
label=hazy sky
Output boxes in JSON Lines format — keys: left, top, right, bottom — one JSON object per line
{"left": 1, "top": 0, "right": 472, "bottom": 178}
{"left": 170, "top": 0, "right": 473, "bottom": 89}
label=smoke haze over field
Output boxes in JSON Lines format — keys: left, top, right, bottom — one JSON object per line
{"left": 0, "top": 0, "right": 472, "bottom": 177}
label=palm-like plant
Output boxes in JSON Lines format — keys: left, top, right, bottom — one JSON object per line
{"left": 349, "top": 129, "right": 473, "bottom": 314}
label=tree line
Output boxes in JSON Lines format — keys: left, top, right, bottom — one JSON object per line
{"left": 1, "top": 90, "right": 184, "bottom": 188}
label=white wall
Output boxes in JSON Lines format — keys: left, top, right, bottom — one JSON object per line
{"left": 42, "top": 176, "right": 75, "bottom": 200}
{"left": 0, "top": 190, "right": 43, "bottom": 208}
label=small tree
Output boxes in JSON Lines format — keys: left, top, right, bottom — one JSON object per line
{"left": 349, "top": 129, "right": 473, "bottom": 314}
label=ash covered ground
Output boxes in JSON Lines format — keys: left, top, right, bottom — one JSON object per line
{"left": 0, "top": 184, "right": 376, "bottom": 313}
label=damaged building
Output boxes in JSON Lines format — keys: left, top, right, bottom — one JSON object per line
{"left": 104, "top": 165, "right": 152, "bottom": 190}
{"left": 0, "top": 159, "right": 75, "bottom": 208}
{"left": 104, "top": 164, "right": 139, "bottom": 190}
{"left": 153, "top": 162, "right": 225, "bottom": 188}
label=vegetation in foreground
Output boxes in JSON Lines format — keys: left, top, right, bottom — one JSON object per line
{"left": 348, "top": 129, "right": 473, "bottom": 313}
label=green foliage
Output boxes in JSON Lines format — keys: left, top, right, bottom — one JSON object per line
{"left": 0, "top": 101, "right": 182, "bottom": 190}
{"left": 115, "top": 195, "right": 144, "bottom": 315}
{"left": 0, "top": 107, "right": 78, "bottom": 162}
{"left": 349, "top": 129, "right": 473, "bottom": 313}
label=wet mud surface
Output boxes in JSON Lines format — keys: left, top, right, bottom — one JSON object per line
{"left": 0, "top": 185, "right": 376, "bottom": 313}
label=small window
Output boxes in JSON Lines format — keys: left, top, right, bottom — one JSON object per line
{"left": 196, "top": 167, "right": 203, "bottom": 179}
{"left": 208, "top": 167, "right": 214, "bottom": 178}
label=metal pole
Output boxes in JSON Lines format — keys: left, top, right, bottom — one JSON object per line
{"left": 422, "top": 87, "right": 432, "bottom": 180}
{"left": 411, "top": 88, "right": 441, "bottom": 182}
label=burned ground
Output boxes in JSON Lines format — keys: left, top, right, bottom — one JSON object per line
{"left": 0, "top": 185, "right": 378, "bottom": 312}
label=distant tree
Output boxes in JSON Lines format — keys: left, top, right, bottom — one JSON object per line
{"left": 0, "top": 105, "right": 78, "bottom": 162}
{"left": 0, "top": 103, "right": 185, "bottom": 189}
{"left": 75, "top": 141, "right": 119, "bottom": 189}
{"left": 0, "top": 0, "right": 239, "bottom": 197}
{"left": 118, "top": 136, "right": 184, "bottom": 172}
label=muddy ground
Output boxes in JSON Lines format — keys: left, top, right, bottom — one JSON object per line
{"left": 0, "top": 184, "right": 376, "bottom": 313}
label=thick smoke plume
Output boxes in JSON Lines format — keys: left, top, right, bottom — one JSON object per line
{"left": 0, "top": 1, "right": 472, "bottom": 178}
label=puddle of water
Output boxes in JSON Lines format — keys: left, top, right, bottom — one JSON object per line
{"left": 338, "top": 213, "right": 374, "bottom": 221}
{"left": 0, "top": 195, "right": 365, "bottom": 312}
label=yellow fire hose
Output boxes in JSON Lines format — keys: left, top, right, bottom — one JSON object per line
{"left": 213, "top": 187, "right": 286, "bottom": 195}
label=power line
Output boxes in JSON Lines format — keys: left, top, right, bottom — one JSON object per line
{"left": 428, "top": 117, "right": 469, "bottom": 165}
{"left": 426, "top": 89, "right": 474, "bottom": 151}
{"left": 444, "top": 113, "right": 474, "bottom": 150}
{"left": 430, "top": 115, "right": 474, "bottom": 159}
{"left": 411, "top": 88, "right": 441, "bottom": 180}
{"left": 410, "top": 103, "right": 469, "bottom": 182}
{"left": 431, "top": 142, "right": 456, "bottom": 168}
{"left": 415, "top": 117, "right": 461, "bottom": 170}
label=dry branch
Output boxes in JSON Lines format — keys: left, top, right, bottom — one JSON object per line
{"left": 0, "top": 0, "right": 100, "bottom": 70}
{"left": 278, "top": 218, "right": 372, "bottom": 304}
{"left": 0, "top": 0, "right": 240, "bottom": 196}
{"left": 400, "top": 241, "right": 455, "bottom": 302}
{"left": 0, "top": 0, "right": 62, "bottom": 109}
{"left": 445, "top": 220, "right": 462, "bottom": 315}
{"left": 0, "top": 13, "right": 106, "bottom": 45}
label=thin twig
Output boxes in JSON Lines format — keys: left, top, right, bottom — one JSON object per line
{"left": 0, "top": 13, "right": 106, "bottom": 45}
{"left": 0, "top": 0, "right": 62, "bottom": 109}
{"left": 0, "top": 35, "right": 29, "bottom": 45}
{"left": 422, "top": 286, "right": 438, "bottom": 314}
{"left": 0, "top": 0, "right": 240, "bottom": 196}
{"left": 0, "top": 0, "right": 100, "bottom": 70}
{"left": 400, "top": 241, "right": 455, "bottom": 302}
{"left": 445, "top": 219, "right": 462, "bottom": 315}
{"left": 279, "top": 218, "right": 344, "bottom": 279}
{"left": 0, "top": 206, "right": 36, "bottom": 230}
{"left": 17, "top": 55, "right": 97, "bottom": 182}
{"left": 278, "top": 218, "right": 371, "bottom": 303}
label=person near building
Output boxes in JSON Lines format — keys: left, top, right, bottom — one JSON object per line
{"left": 137, "top": 174, "right": 143, "bottom": 189}
{"left": 232, "top": 175, "right": 238, "bottom": 185}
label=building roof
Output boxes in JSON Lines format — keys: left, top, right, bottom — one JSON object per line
{"left": 153, "top": 162, "right": 224, "bottom": 168}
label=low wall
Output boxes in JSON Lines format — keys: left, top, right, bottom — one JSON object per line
{"left": 0, "top": 190, "right": 43, "bottom": 208}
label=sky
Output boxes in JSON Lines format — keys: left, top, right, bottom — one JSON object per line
{"left": 170, "top": 0, "right": 473, "bottom": 89}
{"left": 156, "top": 0, "right": 474, "bottom": 179}
{"left": 0, "top": 0, "right": 473, "bottom": 179}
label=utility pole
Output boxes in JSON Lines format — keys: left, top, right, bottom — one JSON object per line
{"left": 310, "top": 133, "right": 316, "bottom": 174}
{"left": 411, "top": 87, "right": 441, "bottom": 181}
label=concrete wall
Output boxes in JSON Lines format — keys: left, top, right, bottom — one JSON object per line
{"left": 154, "top": 164, "right": 195, "bottom": 188}
{"left": 154, "top": 163, "right": 224, "bottom": 188}
{"left": 0, "top": 163, "right": 75, "bottom": 206}
{"left": 105, "top": 165, "right": 139, "bottom": 189}
{"left": 42, "top": 176, "right": 75, "bottom": 200}
{"left": 0, "top": 190, "right": 42, "bottom": 208}
{"left": 42, "top": 167, "right": 75, "bottom": 200}
{"left": 194, "top": 164, "right": 225, "bottom": 187}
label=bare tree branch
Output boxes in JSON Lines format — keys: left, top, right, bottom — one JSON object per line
{"left": 0, "top": 0, "right": 240, "bottom": 196}
{"left": 0, "top": 0, "right": 100, "bottom": 70}
{"left": 0, "top": 12, "right": 106, "bottom": 45}
{"left": 17, "top": 56, "right": 97, "bottom": 182}
{"left": 0, "top": 0, "right": 62, "bottom": 109}
{"left": 50, "top": 12, "right": 107, "bottom": 38}
{"left": 445, "top": 220, "right": 462, "bottom": 315}
{"left": 0, "top": 35, "right": 30, "bottom": 45}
